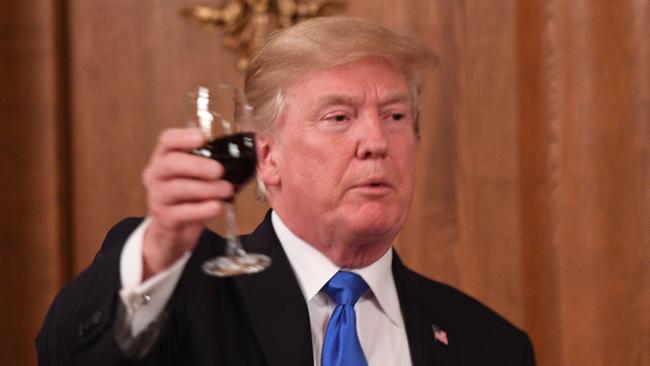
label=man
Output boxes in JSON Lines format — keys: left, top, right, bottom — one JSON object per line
{"left": 37, "top": 17, "right": 536, "bottom": 366}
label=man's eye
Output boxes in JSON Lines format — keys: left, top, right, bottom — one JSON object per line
{"left": 391, "top": 113, "right": 406, "bottom": 121}
{"left": 326, "top": 114, "right": 348, "bottom": 122}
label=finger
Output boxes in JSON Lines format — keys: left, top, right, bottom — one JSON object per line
{"left": 151, "top": 152, "right": 225, "bottom": 181}
{"left": 154, "top": 179, "right": 234, "bottom": 205}
{"left": 150, "top": 200, "right": 224, "bottom": 230}
{"left": 154, "top": 128, "right": 207, "bottom": 155}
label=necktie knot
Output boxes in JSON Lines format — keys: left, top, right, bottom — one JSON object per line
{"left": 324, "top": 271, "right": 369, "bottom": 306}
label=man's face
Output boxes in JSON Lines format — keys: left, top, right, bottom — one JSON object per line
{"left": 260, "top": 57, "right": 417, "bottom": 250}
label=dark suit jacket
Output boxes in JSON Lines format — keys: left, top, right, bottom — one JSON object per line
{"left": 37, "top": 211, "right": 535, "bottom": 365}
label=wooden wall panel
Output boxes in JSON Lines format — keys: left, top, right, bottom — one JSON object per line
{"left": 0, "top": 1, "right": 67, "bottom": 365}
{"left": 554, "top": 1, "right": 648, "bottom": 365}
{"left": 518, "top": 1, "right": 649, "bottom": 365}
{"left": 516, "top": 1, "right": 566, "bottom": 364}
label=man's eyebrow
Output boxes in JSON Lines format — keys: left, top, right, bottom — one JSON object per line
{"left": 308, "top": 92, "right": 414, "bottom": 116}
{"left": 316, "top": 94, "right": 360, "bottom": 107}
{"left": 379, "top": 93, "right": 413, "bottom": 107}
{"left": 309, "top": 94, "right": 360, "bottom": 116}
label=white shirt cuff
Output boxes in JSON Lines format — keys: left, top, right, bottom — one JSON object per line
{"left": 118, "top": 218, "right": 192, "bottom": 335}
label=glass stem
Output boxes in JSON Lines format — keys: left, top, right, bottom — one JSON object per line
{"left": 224, "top": 199, "right": 245, "bottom": 257}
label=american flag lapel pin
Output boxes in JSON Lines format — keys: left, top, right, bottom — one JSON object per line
{"left": 432, "top": 324, "right": 449, "bottom": 346}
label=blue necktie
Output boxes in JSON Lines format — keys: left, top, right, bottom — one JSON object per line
{"left": 321, "top": 271, "right": 369, "bottom": 366}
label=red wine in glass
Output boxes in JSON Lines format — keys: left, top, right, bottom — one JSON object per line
{"left": 194, "top": 132, "right": 257, "bottom": 187}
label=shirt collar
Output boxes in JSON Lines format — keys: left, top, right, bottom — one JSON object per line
{"left": 271, "top": 211, "right": 404, "bottom": 326}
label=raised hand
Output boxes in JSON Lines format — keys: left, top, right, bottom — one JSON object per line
{"left": 141, "top": 128, "right": 234, "bottom": 279}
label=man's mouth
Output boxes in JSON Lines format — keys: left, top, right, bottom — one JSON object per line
{"left": 354, "top": 178, "right": 393, "bottom": 190}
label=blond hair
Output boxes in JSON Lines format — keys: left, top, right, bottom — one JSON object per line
{"left": 244, "top": 16, "right": 436, "bottom": 136}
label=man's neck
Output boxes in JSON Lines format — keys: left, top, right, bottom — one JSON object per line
{"left": 271, "top": 209, "right": 392, "bottom": 268}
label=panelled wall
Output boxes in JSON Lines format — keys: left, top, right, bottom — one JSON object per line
{"left": 1, "top": 1, "right": 647, "bottom": 365}
{"left": 0, "top": 1, "right": 69, "bottom": 365}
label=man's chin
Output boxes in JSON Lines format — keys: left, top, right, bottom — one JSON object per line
{"left": 348, "top": 211, "right": 403, "bottom": 242}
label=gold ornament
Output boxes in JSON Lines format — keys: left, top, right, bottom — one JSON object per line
{"left": 182, "top": 0, "right": 346, "bottom": 70}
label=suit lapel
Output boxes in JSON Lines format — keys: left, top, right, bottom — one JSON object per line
{"left": 233, "top": 211, "right": 314, "bottom": 366}
{"left": 393, "top": 253, "right": 458, "bottom": 366}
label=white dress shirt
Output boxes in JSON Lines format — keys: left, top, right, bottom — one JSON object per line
{"left": 119, "top": 212, "right": 412, "bottom": 365}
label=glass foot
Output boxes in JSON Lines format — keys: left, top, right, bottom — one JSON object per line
{"left": 202, "top": 254, "right": 271, "bottom": 277}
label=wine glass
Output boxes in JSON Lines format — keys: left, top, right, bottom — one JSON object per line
{"left": 187, "top": 84, "right": 271, "bottom": 277}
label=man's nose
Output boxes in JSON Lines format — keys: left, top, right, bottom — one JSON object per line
{"left": 356, "top": 113, "right": 388, "bottom": 159}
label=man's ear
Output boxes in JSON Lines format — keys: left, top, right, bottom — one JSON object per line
{"left": 256, "top": 133, "right": 281, "bottom": 187}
